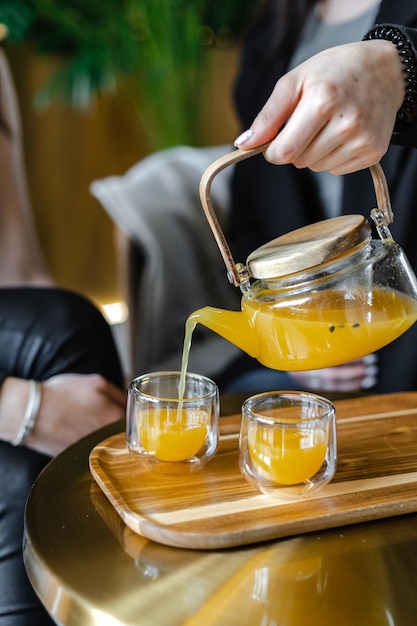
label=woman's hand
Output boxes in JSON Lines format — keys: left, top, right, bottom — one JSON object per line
{"left": 0, "top": 373, "right": 126, "bottom": 456}
{"left": 235, "top": 40, "right": 405, "bottom": 175}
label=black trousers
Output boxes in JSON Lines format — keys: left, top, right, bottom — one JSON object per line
{"left": 0, "top": 287, "right": 124, "bottom": 625}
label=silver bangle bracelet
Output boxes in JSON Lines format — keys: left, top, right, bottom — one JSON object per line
{"left": 12, "top": 380, "right": 42, "bottom": 447}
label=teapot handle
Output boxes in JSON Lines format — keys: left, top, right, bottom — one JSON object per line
{"left": 199, "top": 143, "right": 393, "bottom": 287}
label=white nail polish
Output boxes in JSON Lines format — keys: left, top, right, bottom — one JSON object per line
{"left": 234, "top": 129, "right": 254, "bottom": 147}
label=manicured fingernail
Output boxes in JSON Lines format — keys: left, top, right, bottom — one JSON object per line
{"left": 234, "top": 129, "right": 254, "bottom": 147}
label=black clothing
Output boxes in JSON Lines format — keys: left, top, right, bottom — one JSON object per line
{"left": 224, "top": 0, "right": 417, "bottom": 394}
{"left": 0, "top": 287, "right": 124, "bottom": 625}
{"left": 0, "top": 288, "right": 124, "bottom": 388}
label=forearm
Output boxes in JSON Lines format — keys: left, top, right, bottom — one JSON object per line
{"left": 0, "top": 372, "right": 126, "bottom": 457}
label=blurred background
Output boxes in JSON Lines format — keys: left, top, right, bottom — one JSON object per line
{"left": 0, "top": 0, "right": 260, "bottom": 318}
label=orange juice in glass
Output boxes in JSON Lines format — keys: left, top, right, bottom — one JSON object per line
{"left": 239, "top": 391, "right": 336, "bottom": 498}
{"left": 126, "top": 371, "right": 219, "bottom": 467}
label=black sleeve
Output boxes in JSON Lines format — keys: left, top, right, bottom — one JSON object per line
{"left": 392, "top": 26, "right": 417, "bottom": 146}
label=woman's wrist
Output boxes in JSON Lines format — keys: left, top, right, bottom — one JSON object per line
{"left": 0, "top": 377, "right": 42, "bottom": 445}
{"left": 11, "top": 379, "right": 42, "bottom": 446}
{"left": 363, "top": 24, "right": 417, "bottom": 124}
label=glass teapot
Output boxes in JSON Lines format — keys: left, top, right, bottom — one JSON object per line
{"left": 188, "top": 144, "right": 417, "bottom": 371}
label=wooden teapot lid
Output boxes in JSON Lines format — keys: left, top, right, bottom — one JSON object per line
{"left": 246, "top": 214, "right": 372, "bottom": 280}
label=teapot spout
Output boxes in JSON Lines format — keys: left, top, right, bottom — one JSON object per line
{"left": 187, "top": 306, "right": 257, "bottom": 358}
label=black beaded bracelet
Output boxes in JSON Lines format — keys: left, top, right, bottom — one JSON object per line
{"left": 363, "top": 25, "right": 417, "bottom": 124}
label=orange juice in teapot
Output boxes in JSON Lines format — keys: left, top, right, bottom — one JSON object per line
{"left": 186, "top": 286, "right": 417, "bottom": 372}
{"left": 184, "top": 233, "right": 417, "bottom": 371}
{"left": 181, "top": 146, "right": 417, "bottom": 373}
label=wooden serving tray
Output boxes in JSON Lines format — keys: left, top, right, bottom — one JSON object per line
{"left": 89, "top": 392, "right": 417, "bottom": 550}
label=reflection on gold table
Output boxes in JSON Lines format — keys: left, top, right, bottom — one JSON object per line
{"left": 23, "top": 393, "right": 417, "bottom": 626}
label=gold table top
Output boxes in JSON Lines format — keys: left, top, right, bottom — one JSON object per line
{"left": 23, "top": 393, "right": 417, "bottom": 626}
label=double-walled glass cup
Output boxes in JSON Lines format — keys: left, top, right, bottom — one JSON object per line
{"left": 239, "top": 391, "right": 337, "bottom": 498}
{"left": 126, "top": 371, "right": 219, "bottom": 467}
